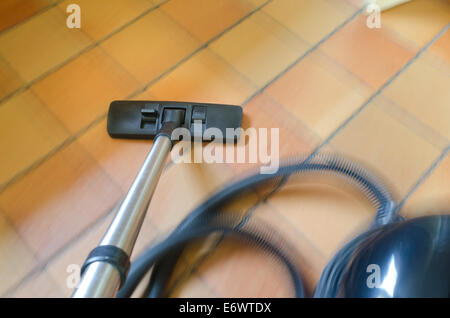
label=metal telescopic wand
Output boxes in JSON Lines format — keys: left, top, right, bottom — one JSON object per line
{"left": 73, "top": 110, "right": 184, "bottom": 298}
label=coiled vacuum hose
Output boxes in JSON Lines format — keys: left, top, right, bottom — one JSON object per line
{"left": 116, "top": 155, "right": 400, "bottom": 298}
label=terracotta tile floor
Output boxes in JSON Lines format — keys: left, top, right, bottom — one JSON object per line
{"left": 0, "top": 0, "right": 448, "bottom": 297}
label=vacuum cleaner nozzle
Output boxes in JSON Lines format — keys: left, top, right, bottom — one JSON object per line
{"left": 107, "top": 100, "right": 243, "bottom": 142}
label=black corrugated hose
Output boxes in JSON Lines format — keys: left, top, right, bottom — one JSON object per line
{"left": 116, "top": 154, "right": 401, "bottom": 298}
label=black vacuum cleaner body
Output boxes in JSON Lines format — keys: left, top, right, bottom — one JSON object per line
{"left": 75, "top": 100, "right": 449, "bottom": 298}
{"left": 338, "top": 215, "right": 450, "bottom": 298}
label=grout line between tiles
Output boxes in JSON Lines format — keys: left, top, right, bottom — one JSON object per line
{"left": 262, "top": 93, "right": 325, "bottom": 144}
{"left": 0, "top": 0, "right": 170, "bottom": 108}
{"left": 128, "top": 0, "right": 274, "bottom": 97}
{"left": 396, "top": 146, "right": 450, "bottom": 216}
{"left": 265, "top": 201, "right": 330, "bottom": 260}
{"left": 72, "top": 21, "right": 144, "bottom": 91}
{"left": 1, "top": 199, "right": 124, "bottom": 297}
{"left": 0, "top": 54, "right": 25, "bottom": 88}
{"left": 3, "top": 268, "right": 66, "bottom": 297}
{"left": 0, "top": 206, "right": 42, "bottom": 291}
{"left": 378, "top": 94, "right": 450, "bottom": 150}
{"left": 310, "top": 23, "right": 450, "bottom": 157}
{"left": 157, "top": 6, "right": 206, "bottom": 43}
{"left": 152, "top": 10, "right": 259, "bottom": 92}
{"left": 241, "top": 5, "right": 366, "bottom": 105}
{"left": 0, "top": 0, "right": 66, "bottom": 37}
{"left": 0, "top": 113, "right": 106, "bottom": 193}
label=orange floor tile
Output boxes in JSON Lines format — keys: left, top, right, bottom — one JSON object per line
{"left": 228, "top": 93, "right": 318, "bottom": 174}
{"left": 402, "top": 153, "right": 450, "bottom": 218}
{"left": 209, "top": 10, "right": 310, "bottom": 87}
{"left": 31, "top": 47, "right": 141, "bottom": 134}
{"left": 0, "top": 0, "right": 448, "bottom": 297}
{"left": 100, "top": 9, "right": 201, "bottom": 85}
{"left": 330, "top": 98, "right": 441, "bottom": 196}
{"left": 0, "top": 90, "right": 69, "bottom": 187}
{"left": 320, "top": 15, "right": 414, "bottom": 89}
{"left": 262, "top": 0, "right": 355, "bottom": 45}
{"left": 0, "top": 6, "right": 92, "bottom": 83}
{"left": 141, "top": 48, "right": 257, "bottom": 105}
{"left": 383, "top": 52, "right": 450, "bottom": 140}
{"left": 0, "top": 142, "right": 123, "bottom": 261}
{"left": 265, "top": 50, "right": 373, "bottom": 139}
{"left": 0, "top": 56, "right": 23, "bottom": 100}
{"left": 57, "top": 0, "right": 156, "bottom": 41}
{"left": 160, "top": 0, "right": 257, "bottom": 43}
{"left": 0, "top": 0, "right": 54, "bottom": 33}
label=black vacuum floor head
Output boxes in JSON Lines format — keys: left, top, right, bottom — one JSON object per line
{"left": 107, "top": 100, "right": 243, "bottom": 142}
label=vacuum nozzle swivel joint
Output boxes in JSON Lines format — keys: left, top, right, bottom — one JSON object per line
{"left": 155, "top": 108, "right": 185, "bottom": 146}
